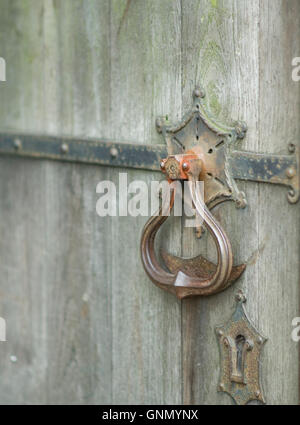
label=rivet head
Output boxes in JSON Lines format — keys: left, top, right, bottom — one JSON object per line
{"left": 61, "top": 143, "right": 69, "bottom": 154}
{"left": 193, "top": 87, "right": 205, "bottom": 98}
{"left": 257, "top": 336, "right": 263, "bottom": 345}
{"left": 156, "top": 118, "right": 163, "bottom": 133}
{"left": 235, "top": 290, "right": 246, "bottom": 303}
{"left": 14, "top": 138, "right": 22, "bottom": 150}
{"left": 246, "top": 340, "right": 254, "bottom": 351}
{"left": 110, "top": 147, "right": 118, "bottom": 158}
{"left": 286, "top": 167, "right": 296, "bottom": 179}
{"left": 288, "top": 143, "right": 295, "bottom": 153}
{"left": 164, "top": 157, "right": 181, "bottom": 180}
{"left": 235, "top": 121, "right": 248, "bottom": 139}
{"left": 182, "top": 162, "right": 190, "bottom": 172}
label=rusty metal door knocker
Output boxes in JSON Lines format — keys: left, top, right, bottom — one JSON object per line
{"left": 140, "top": 87, "right": 299, "bottom": 299}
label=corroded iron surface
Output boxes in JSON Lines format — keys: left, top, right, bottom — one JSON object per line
{"left": 156, "top": 87, "right": 248, "bottom": 209}
{"left": 215, "top": 290, "right": 267, "bottom": 405}
{"left": 0, "top": 129, "right": 298, "bottom": 202}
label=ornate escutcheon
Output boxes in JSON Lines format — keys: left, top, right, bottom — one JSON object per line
{"left": 215, "top": 290, "right": 267, "bottom": 405}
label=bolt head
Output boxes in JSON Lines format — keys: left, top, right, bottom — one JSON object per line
{"left": 61, "top": 143, "right": 69, "bottom": 154}
{"left": 286, "top": 167, "right": 296, "bottom": 179}
{"left": 182, "top": 162, "right": 190, "bottom": 172}
{"left": 110, "top": 147, "right": 118, "bottom": 158}
{"left": 14, "top": 138, "right": 22, "bottom": 150}
{"left": 288, "top": 143, "right": 295, "bottom": 153}
{"left": 193, "top": 87, "right": 205, "bottom": 98}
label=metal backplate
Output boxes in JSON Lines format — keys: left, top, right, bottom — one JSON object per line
{"left": 215, "top": 290, "right": 267, "bottom": 405}
{"left": 156, "top": 87, "right": 248, "bottom": 209}
{"left": 156, "top": 87, "right": 299, "bottom": 205}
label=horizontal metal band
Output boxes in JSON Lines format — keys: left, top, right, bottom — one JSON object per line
{"left": 229, "top": 149, "right": 299, "bottom": 203}
{"left": 230, "top": 150, "right": 297, "bottom": 184}
{"left": 0, "top": 133, "right": 297, "bottom": 194}
{"left": 0, "top": 132, "right": 167, "bottom": 172}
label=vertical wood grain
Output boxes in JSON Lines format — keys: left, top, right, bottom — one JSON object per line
{"left": 0, "top": 0, "right": 298, "bottom": 405}
{"left": 256, "top": 0, "right": 300, "bottom": 405}
{"left": 0, "top": 0, "right": 183, "bottom": 404}
{"left": 0, "top": 0, "right": 113, "bottom": 404}
{"left": 181, "top": 0, "right": 299, "bottom": 405}
{"left": 109, "top": 0, "right": 182, "bottom": 404}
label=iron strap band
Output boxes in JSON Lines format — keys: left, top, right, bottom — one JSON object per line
{"left": 0, "top": 132, "right": 297, "bottom": 187}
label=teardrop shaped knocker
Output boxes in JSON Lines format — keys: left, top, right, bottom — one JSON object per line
{"left": 140, "top": 87, "right": 247, "bottom": 299}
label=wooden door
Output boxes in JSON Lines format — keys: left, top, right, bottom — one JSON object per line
{"left": 0, "top": 0, "right": 299, "bottom": 404}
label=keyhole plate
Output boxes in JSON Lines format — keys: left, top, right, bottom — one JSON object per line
{"left": 215, "top": 290, "right": 267, "bottom": 405}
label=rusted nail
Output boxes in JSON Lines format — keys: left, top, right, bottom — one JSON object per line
{"left": 61, "top": 143, "right": 69, "bottom": 154}
{"left": 235, "top": 121, "right": 248, "bottom": 139}
{"left": 235, "top": 290, "right": 246, "bottom": 303}
{"left": 288, "top": 189, "right": 295, "bottom": 197}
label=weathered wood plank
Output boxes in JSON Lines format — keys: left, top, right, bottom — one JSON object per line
{"left": 109, "top": 0, "right": 182, "bottom": 404}
{"left": 0, "top": 0, "right": 298, "bottom": 405}
{"left": 181, "top": 0, "right": 299, "bottom": 405}
{"left": 256, "top": 0, "right": 300, "bottom": 405}
{"left": 0, "top": 0, "right": 183, "bottom": 404}
{"left": 0, "top": 0, "right": 113, "bottom": 404}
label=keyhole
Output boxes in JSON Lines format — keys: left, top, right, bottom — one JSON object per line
{"left": 235, "top": 334, "right": 246, "bottom": 377}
